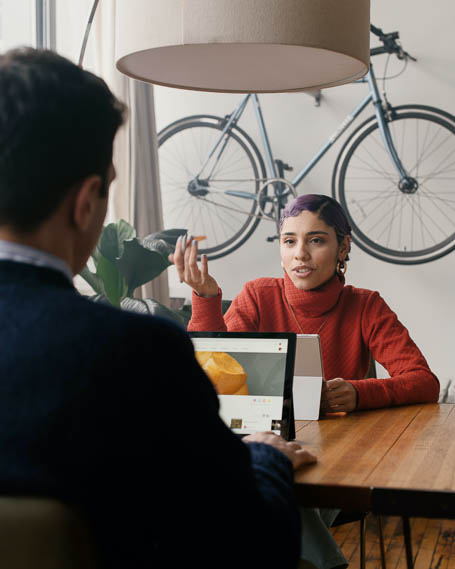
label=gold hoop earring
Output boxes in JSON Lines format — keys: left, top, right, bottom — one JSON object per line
{"left": 280, "top": 261, "right": 284, "bottom": 270}
{"left": 337, "top": 260, "right": 347, "bottom": 276}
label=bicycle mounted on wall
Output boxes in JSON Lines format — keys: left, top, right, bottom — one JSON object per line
{"left": 158, "top": 25, "right": 455, "bottom": 265}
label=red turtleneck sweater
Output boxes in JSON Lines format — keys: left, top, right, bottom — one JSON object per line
{"left": 188, "top": 274, "right": 439, "bottom": 410}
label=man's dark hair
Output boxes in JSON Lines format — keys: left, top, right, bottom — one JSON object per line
{"left": 0, "top": 47, "right": 126, "bottom": 232}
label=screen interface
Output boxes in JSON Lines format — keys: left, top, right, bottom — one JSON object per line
{"left": 191, "top": 336, "right": 289, "bottom": 435}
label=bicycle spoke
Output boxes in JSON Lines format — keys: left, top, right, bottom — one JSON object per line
{"left": 386, "top": 191, "right": 399, "bottom": 248}
{"left": 419, "top": 185, "right": 455, "bottom": 215}
{"left": 338, "top": 111, "right": 455, "bottom": 260}
{"left": 158, "top": 119, "right": 265, "bottom": 257}
{"left": 405, "top": 194, "right": 449, "bottom": 242}
{"left": 348, "top": 145, "right": 397, "bottom": 183}
{"left": 419, "top": 153, "right": 455, "bottom": 186}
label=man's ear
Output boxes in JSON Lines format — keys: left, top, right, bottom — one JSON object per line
{"left": 71, "top": 175, "right": 103, "bottom": 232}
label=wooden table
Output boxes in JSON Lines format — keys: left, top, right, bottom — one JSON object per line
{"left": 293, "top": 403, "right": 455, "bottom": 519}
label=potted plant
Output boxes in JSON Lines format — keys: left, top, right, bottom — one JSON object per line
{"left": 80, "top": 219, "right": 188, "bottom": 325}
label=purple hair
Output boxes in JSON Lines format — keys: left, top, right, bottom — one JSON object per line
{"left": 280, "top": 194, "right": 352, "bottom": 258}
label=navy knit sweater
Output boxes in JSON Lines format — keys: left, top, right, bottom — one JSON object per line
{"left": 0, "top": 261, "right": 301, "bottom": 569}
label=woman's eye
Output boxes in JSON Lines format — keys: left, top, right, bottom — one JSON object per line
{"left": 310, "top": 237, "right": 324, "bottom": 244}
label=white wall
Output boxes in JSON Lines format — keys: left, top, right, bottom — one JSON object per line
{"left": 0, "top": 0, "right": 35, "bottom": 51}
{"left": 154, "top": 0, "right": 455, "bottom": 385}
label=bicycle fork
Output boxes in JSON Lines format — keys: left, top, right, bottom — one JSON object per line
{"left": 367, "top": 67, "right": 418, "bottom": 193}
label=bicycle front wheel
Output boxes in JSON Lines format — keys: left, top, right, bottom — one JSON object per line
{"left": 158, "top": 115, "right": 266, "bottom": 260}
{"left": 333, "top": 111, "right": 455, "bottom": 264}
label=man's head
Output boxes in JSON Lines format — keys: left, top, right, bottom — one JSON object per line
{"left": 0, "top": 47, "right": 125, "bottom": 270}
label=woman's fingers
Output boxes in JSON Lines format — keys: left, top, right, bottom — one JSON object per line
{"left": 200, "top": 253, "right": 209, "bottom": 280}
{"left": 172, "top": 235, "right": 185, "bottom": 282}
{"left": 322, "top": 378, "right": 358, "bottom": 412}
{"left": 169, "top": 234, "right": 219, "bottom": 297}
{"left": 187, "top": 238, "right": 201, "bottom": 284}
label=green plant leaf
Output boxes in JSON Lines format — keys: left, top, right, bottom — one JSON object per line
{"left": 177, "top": 304, "right": 192, "bottom": 326}
{"left": 87, "top": 294, "right": 111, "bottom": 305}
{"left": 140, "top": 237, "right": 174, "bottom": 258}
{"left": 92, "top": 245, "right": 102, "bottom": 266}
{"left": 96, "top": 255, "right": 128, "bottom": 307}
{"left": 120, "top": 297, "right": 185, "bottom": 326}
{"left": 117, "top": 238, "right": 171, "bottom": 295}
{"left": 174, "top": 299, "right": 231, "bottom": 327}
{"left": 79, "top": 266, "right": 106, "bottom": 295}
{"left": 98, "top": 219, "right": 136, "bottom": 263}
{"left": 145, "top": 228, "right": 187, "bottom": 248}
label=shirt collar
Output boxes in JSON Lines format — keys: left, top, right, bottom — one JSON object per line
{"left": 0, "top": 240, "right": 73, "bottom": 284}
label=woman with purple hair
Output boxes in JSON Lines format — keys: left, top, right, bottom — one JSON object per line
{"left": 173, "top": 193, "right": 438, "bottom": 414}
{"left": 171, "top": 193, "right": 438, "bottom": 569}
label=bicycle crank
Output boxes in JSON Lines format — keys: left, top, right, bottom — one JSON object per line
{"left": 257, "top": 178, "right": 297, "bottom": 223}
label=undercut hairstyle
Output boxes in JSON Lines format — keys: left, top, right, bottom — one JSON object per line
{"left": 0, "top": 47, "right": 126, "bottom": 232}
{"left": 280, "top": 194, "right": 352, "bottom": 260}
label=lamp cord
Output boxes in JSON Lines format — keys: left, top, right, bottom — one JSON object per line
{"left": 78, "top": 0, "right": 100, "bottom": 67}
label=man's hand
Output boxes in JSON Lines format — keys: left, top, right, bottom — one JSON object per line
{"left": 243, "top": 431, "right": 317, "bottom": 470}
{"left": 321, "top": 378, "right": 358, "bottom": 413}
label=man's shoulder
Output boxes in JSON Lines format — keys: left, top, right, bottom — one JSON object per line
{"left": 76, "top": 294, "right": 187, "bottom": 338}
{"left": 68, "top": 295, "right": 195, "bottom": 377}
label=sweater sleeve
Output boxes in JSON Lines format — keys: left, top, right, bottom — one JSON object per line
{"left": 188, "top": 282, "right": 260, "bottom": 331}
{"left": 188, "top": 289, "right": 227, "bottom": 331}
{"left": 84, "top": 315, "right": 301, "bottom": 569}
{"left": 348, "top": 291, "right": 439, "bottom": 410}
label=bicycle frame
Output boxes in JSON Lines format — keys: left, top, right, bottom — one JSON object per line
{"left": 197, "top": 64, "right": 410, "bottom": 194}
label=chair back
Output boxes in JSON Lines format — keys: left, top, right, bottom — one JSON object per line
{"left": 366, "top": 353, "right": 377, "bottom": 379}
{"left": 0, "top": 496, "right": 99, "bottom": 569}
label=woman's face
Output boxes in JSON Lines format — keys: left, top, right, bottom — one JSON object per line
{"left": 280, "top": 210, "right": 350, "bottom": 291}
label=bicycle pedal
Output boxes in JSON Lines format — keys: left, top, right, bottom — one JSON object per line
{"left": 266, "top": 235, "right": 279, "bottom": 242}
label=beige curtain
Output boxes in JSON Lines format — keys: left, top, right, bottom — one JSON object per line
{"left": 129, "top": 81, "right": 169, "bottom": 305}
{"left": 72, "top": 0, "right": 169, "bottom": 304}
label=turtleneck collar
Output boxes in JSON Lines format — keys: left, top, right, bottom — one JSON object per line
{"left": 284, "top": 272, "right": 345, "bottom": 318}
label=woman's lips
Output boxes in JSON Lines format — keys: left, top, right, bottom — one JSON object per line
{"left": 292, "top": 266, "right": 314, "bottom": 277}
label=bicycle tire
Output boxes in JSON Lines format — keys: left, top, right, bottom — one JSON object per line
{"left": 332, "top": 109, "right": 455, "bottom": 264}
{"left": 158, "top": 115, "right": 266, "bottom": 260}
{"left": 332, "top": 104, "right": 455, "bottom": 205}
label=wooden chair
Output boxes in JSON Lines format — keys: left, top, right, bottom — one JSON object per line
{"left": 0, "top": 496, "right": 99, "bottom": 569}
{"left": 332, "top": 511, "right": 386, "bottom": 569}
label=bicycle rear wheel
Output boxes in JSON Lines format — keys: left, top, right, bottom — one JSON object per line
{"left": 333, "top": 110, "right": 455, "bottom": 264}
{"left": 158, "top": 115, "right": 266, "bottom": 260}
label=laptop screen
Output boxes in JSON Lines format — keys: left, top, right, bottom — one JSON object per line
{"left": 189, "top": 332, "right": 296, "bottom": 440}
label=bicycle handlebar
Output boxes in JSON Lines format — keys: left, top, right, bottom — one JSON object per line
{"left": 370, "top": 24, "right": 417, "bottom": 62}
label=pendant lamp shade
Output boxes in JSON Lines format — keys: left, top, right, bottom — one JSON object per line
{"left": 116, "top": 0, "right": 370, "bottom": 93}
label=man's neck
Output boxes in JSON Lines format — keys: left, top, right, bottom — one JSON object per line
{"left": 0, "top": 222, "right": 75, "bottom": 275}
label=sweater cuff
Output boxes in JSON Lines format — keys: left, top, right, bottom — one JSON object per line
{"left": 188, "top": 288, "right": 224, "bottom": 331}
{"left": 246, "top": 442, "right": 294, "bottom": 483}
{"left": 347, "top": 379, "right": 382, "bottom": 410}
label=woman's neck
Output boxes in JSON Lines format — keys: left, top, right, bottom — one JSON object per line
{"left": 284, "top": 272, "right": 344, "bottom": 317}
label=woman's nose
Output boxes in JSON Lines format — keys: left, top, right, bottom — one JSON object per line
{"left": 294, "top": 244, "right": 310, "bottom": 260}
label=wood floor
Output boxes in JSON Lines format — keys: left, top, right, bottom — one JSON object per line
{"left": 330, "top": 516, "right": 455, "bottom": 569}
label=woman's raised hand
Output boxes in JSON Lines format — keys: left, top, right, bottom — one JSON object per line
{"left": 169, "top": 235, "right": 219, "bottom": 298}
